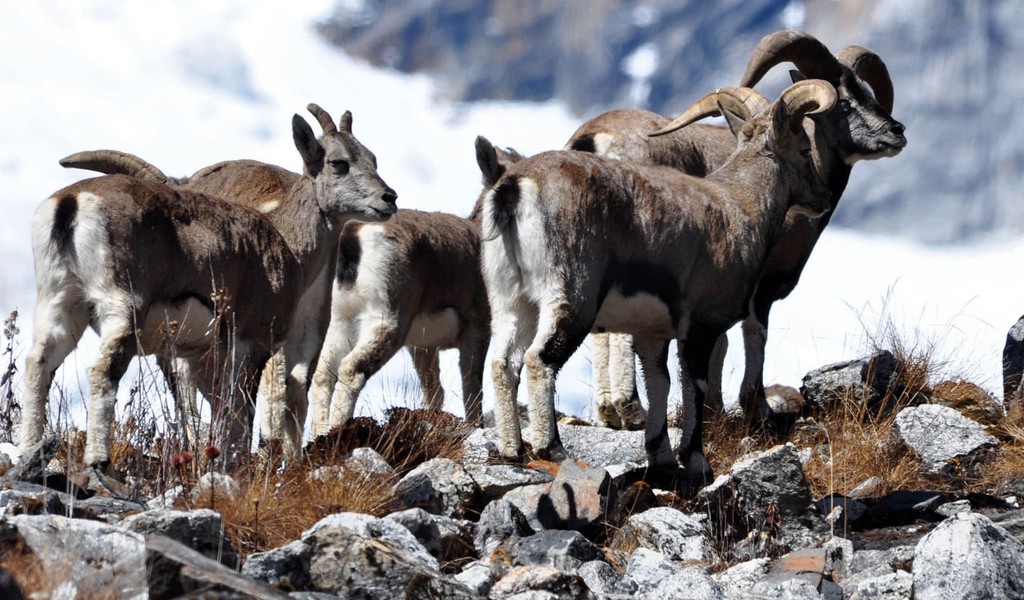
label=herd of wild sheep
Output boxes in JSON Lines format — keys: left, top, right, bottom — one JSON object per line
{"left": 21, "top": 30, "right": 906, "bottom": 488}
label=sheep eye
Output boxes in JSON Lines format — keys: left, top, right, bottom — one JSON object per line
{"left": 329, "top": 159, "right": 350, "bottom": 175}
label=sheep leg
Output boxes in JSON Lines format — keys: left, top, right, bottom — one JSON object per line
{"left": 22, "top": 296, "right": 90, "bottom": 454}
{"left": 489, "top": 296, "right": 537, "bottom": 461}
{"left": 309, "top": 318, "right": 357, "bottom": 437}
{"left": 591, "top": 332, "right": 622, "bottom": 429}
{"left": 221, "top": 344, "right": 267, "bottom": 466}
{"left": 608, "top": 333, "right": 645, "bottom": 430}
{"left": 409, "top": 345, "right": 443, "bottom": 413}
{"left": 156, "top": 355, "right": 203, "bottom": 450}
{"left": 457, "top": 326, "right": 488, "bottom": 426}
{"left": 737, "top": 301, "right": 773, "bottom": 423}
{"left": 330, "top": 321, "right": 405, "bottom": 428}
{"left": 83, "top": 315, "right": 137, "bottom": 468}
{"left": 524, "top": 301, "right": 590, "bottom": 461}
{"left": 704, "top": 333, "right": 728, "bottom": 416}
{"left": 634, "top": 336, "right": 675, "bottom": 469}
{"left": 675, "top": 328, "right": 717, "bottom": 486}
{"left": 259, "top": 347, "right": 311, "bottom": 458}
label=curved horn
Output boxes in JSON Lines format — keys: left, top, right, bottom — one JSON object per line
{"left": 649, "top": 87, "right": 769, "bottom": 137}
{"left": 306, "top": 103, "right": 338, "bottom": 134}
{"left": 340, "top": 110, "right": 353, "bottom": 133}
{"left": 836, "top": 45, "right": 894, "bottom": 113}
{"left": 740, "top": 29, "right": 842, "bottom": 88}
{"left": 777, "top": 79, "right": 837, "bottom": 131}
{"left": 58, "top": 150, "right": 169, "bottom": 184}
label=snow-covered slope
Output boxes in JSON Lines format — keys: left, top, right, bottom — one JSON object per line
{"left": 1, "top": 1, "right": 1019, "bottom": 434}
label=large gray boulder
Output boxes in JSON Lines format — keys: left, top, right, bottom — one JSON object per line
{"left": 577, "top": 559, "right": 637, "bottom": 599}
{"left": 1, "top": 514, "right": 147, "bottom": 599}
{"left": 242, "top": 540, "right": 313, "bottom": 590}
{"left": 648, "top": 566, "right": 726, "bottom": 599}
{"left": 913, "top": 512, "right": 1024, "bottom": 600}
{"left": 712, "top": 557, "right": 771, "bottom": 598}
{"left": 394, "top": 457, "right": 480, "bottom": 518}
{"left": 845, "top": 570, "right": 913, "bottom": 600}
{"left": 624, "top": 548, "right": 683, "bottom": 594}
{"left": 700, "top": 444, "right": 828, "bottom": 551}
{"left": 490, "top": 565, "right": 588, "bottom": 599}
{"left": 894, "top": 404, "right": 997, "bottom": 473}
{"left": 121, "top": 508, "right": 238, "bottom": 599}
{"left": 557, "top": 423, "right": 681, "bottom": 467}
{"left": 501, "top": 460, "right": 613, "bottom": 532}
{"left": 303, "top": 512, "right": 438, "bottom": 571}
{"left": 611, "top": 506, "right": 711, "bottom": 563}
{"left": 800, "top": 350, "right": 901, "bottom": 411}
{"left": 475, "top": 498, "right": 535, "bottom": 562}
{"left": 510, "top": 530, "right": 603, "bottom": 572}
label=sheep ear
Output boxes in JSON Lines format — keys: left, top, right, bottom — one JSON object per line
{"left": 789, "top": 69, "right": 808, "bottom": 83}
{"left": 475, "top": 136, "right": 505, "bottom": 187}
{"left": 719, "top": 103, "right": 747, "bottom": 137}
{"left": 293, "top": 114, "right": 325, "bottom": 176}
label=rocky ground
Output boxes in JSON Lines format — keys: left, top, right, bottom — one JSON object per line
{"left": 2, "top": 343, "right": 1024, "bottom": 599}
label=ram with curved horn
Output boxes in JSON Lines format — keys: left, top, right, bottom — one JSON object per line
{"left": 564, "top": 29, "right": 906, "bottom": 429}
{"left": 481, "top": 80, "right": 835, "bottom": 488}
{"left": 31, "top": 104, "right": 396, "bottom": 466}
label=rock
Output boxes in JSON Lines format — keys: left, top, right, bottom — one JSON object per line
{"left": 700, "top": 444, "right": 828, "bottom": 551}
{"left": 556, "top": 423, "right": 681, "bottom": 468}
{"left": 2, "top": 514, "right": 147, "bottom": 598}
{"left": 800, "top": 350, "right": 901, "bottom": 411}
{"left": 511, "top": 530, "right": 603, "bottom": 571}
{"left": 747, "top": 576, "right": 825, "bottom": 599}
{"left": 502, "top": 461, "right": 613, "bottom": 533}
{"left": 385, "top": 507, "right": 443, "bottom": 558}
{"left": 304, "top": 526, "right": 475, "bottom": 598}
{"left": 190, "top": 472, "right": 241, "bottom": 503}
{"left": 464, "top": 463, "right": 553, "bottom": 502}
{"left": 434, "top": 514, "right": 477, "bottom": 563}
{"left": 394, "top": 457, "right": 480, "bottom": 518}
{"left": 624, "top": 548, "right": 683, "bottom": 594}
{"left": 848, "top": 545, "right": 915, "bottom": 580}
{"left": 845, "top": 569, "right": 913, "bottom": 600}
{"left": 577, "top": 560, "right": 637, "bottom": 599}
{"left": 475, "top": 498, "right": 535, "bottom": 561}
{"left": 931, "top": 379, "right": 1004, "bottom": 426}
{"left": 0, "top": 454, "right": 12, "bottom": 478}
{"left": 894, "top": 404, "right": 997, "bottom": 474}
{"left": 1, "top": 436, "right": 60, "bottom": 485}
{"left": 122, "top": 508, "right": 238, "bottom": 598}
{"left": 1004, "top": 315, "right": 1024, "bottom": 409}
{"left": 913, "top": 512, "right": 1024, "bottom": 599}
{"left": 649, "top": 566, "right": 726, "bottom": 599}
{"left": 490, "top": 566, "right": 587, "bottom": 599}
{"left": 453, "top": 561, "right": 495, "bottom": 596}
{"left": 823, "top": 536, "right": 855, "bottom": 583}
{"left": 753, "top": 548, "right": 826, "bottom": 597}
{"left": 461, "top": 427, "right": 501, "bottom": 465}
{"left": 241, "top": 540, "right": 313, "bottom": 590}
{"left": 611, "top": 506, "right": 710, "bottom": 563}
{"left": 303, "top": 512, "right": 438, "bottom": 571}
{"left": 345, "top": 447, "right": 394, "bottom": 475}
{"left": 816, "top": 495, "right": 868, "bottom": 536}
{"left": 936, "top": 499, "right": 972, "bottom": 517}
{"left": 712, "top": 557, "right": 771, "bottom": 597}
{"left": 0, "top": 481, "right": 72, "bottom": 516}
{"left": 848, "top": 476, "right": 885, "bottom": 499}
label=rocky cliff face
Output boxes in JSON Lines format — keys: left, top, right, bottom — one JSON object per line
{"left": 318, "top": 0, "right": 1023, "bottom": 244}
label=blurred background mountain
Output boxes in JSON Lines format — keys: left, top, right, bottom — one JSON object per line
{"left": 318, "top": 0, "right": 1021, "bottom": 244}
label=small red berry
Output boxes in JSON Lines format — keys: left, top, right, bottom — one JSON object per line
{"left": 204, "top": 446, "right": 221, "bottom": 460}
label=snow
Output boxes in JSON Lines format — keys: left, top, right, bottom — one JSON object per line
{"left": 0, "top": 1, "right": 1020, "bottom": 439}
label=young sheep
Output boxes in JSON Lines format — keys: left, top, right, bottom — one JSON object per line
{"left": 565, "top": 29, "right": 906, "bottom": 427}
{"left": 59, "top": 110, "right": 398, "bottom": 458}
{"left": 480, "top": 80, "right": 836, "bottom": 485}
{"left": 308, "top": 137, "right": 523, "bottom": 434}
{"left": 28, "top": 104, "right": 396, "bottom": 467}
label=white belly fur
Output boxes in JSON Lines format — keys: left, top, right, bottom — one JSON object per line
{"left": 137, "top": 298, "right": 216, "bottom": 355}
{"left": 405, "top": 308, "right": 461, "bottom": 348}
{"left": 593, "top": 289, "right": 675, "bottom": 337}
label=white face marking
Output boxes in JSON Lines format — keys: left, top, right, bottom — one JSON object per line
{"left": 594, "top": 288, "right": 674, "bottom": 337}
